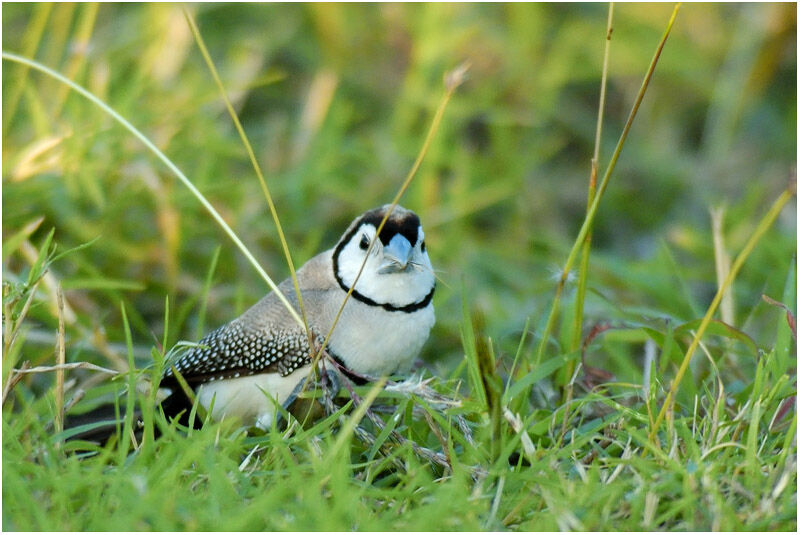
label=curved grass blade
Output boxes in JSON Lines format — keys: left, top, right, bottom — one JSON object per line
{"left": 1, "top": 51, "right": 305, "bottom": 330}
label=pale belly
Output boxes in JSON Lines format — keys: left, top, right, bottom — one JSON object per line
{"left": 196, "top": 365, "right": 311, "bottom": 429}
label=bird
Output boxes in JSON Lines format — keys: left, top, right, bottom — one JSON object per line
{"left": 68, "top": 204, "right": 436, "bottom": 439}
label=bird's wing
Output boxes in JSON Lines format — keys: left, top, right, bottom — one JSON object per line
{"left": 163, "top": 322, "right": 314, "bottom": 386}
{"left": 163, "top": 255, "right": 338, "bottom": 388}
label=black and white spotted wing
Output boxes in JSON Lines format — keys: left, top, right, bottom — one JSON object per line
{"left": 163, "top": 322, "right": 314, "bottom": 386}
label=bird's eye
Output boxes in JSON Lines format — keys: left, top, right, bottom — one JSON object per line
{"left": 359, "top": 235, "right": 370, "bottom": 250}
{"left": 421, "top": 240, "right": 426, "bottom": 253}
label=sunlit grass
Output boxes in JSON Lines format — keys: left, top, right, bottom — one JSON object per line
{"left": 2, "top": 3, "right": 796, "bottom": 531}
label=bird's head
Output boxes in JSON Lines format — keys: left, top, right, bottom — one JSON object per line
{"left": 333, "top": 205, "right": 435, "bottom": 310}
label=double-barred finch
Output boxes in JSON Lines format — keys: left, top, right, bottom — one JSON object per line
{"left": 151, "top": 204, "right": 436, "bottom": 430}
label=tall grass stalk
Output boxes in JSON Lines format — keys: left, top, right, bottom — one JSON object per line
{"left": 565, "top": 2, "right": 614, "bottom": 389}
{"left": 534, "top": 3, "right": 680, "bottom": 367}
{"left": 311, "top": 63, "right": 469, "bottom": 368}
{"left": 183, "top": 10, "right": 313, "bottom": 344}
{"left": 649, "top": 183, "right": 796, "bottom": 443}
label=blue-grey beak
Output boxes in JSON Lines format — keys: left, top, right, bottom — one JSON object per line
{"left": 379, "top": 234, "right": 413, "bottom": 274}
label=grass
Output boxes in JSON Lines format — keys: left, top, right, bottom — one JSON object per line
{"left": 2, "top": 3, "right": 797, "bottom": 531}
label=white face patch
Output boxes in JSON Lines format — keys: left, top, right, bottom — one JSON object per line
{"left": 335, "top": 223, "right": 435, "bottom": 309}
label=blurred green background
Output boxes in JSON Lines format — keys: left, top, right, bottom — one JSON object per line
{"left": 2, "top": 3, "right": 796, "bottom": 385}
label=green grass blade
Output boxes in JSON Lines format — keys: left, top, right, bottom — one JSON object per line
{"left": 570, "top": 2, "right": 614, "bottom": 357}
{"left": 119, "top": 303, "right": 136, "bottom": 462}
{"left": 650, "top": 185, "right": 796, "bottom": 442}
{"left": 535, "top": 4, "right": 681, "bottom": 366}
{"left": 0, "top": 50, "right": 305, "bottom": 330}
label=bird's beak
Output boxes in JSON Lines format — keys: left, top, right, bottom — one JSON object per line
{"left": 378, "top": 234, "right": 413, "bottom": 274}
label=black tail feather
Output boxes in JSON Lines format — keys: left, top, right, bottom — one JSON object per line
{"left": 157, "top": 389, "right": 202, "bottom": 430}
{"left": 63, "top": 403, "right": 139, "bottom": 445}
{"left": 63, "top": 389, "right": 199, "bottom": 446}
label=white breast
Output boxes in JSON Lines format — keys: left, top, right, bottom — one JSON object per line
{"left": 327, "top": 300, "right": 435, "bottom": 377}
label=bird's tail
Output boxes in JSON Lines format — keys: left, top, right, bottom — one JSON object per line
{"left": 63, "top": 390, "right": 199, "bottom": 446}
{"left": 63, "top": 403, "right": 139, "bottom": 445}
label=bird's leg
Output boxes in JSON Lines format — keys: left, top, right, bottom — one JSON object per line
{"left": 302, "top": 336, "right": 342, "bottom": 419}
{"left": 320, "top": 362, "right": 341, "bottom": 402}
{"left": 281, "top": 375, "right": 310, "bottom": 413}
{"left": 281, "top": 334, "right": 330, "bottom": 412}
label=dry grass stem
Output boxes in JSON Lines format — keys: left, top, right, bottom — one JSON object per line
{"left": 12, "top": 362, "right": 121, "bottom": 376}
{"left": 302, "top": 62, "right": 468, "bottom": 403}
{"left": 2, "top": 361, "right": 31, "bottom": 405}
{"left": 54, "top": 284, "right": 66, "bottom": 436}
{"left": 536, "top": 3, "right": 680, "bottom": 366}
{"left": 183, "top": 9, "right": 311, "bottom": 339}
{"left": 711, "top": 207, "right": 735, "bottom": 326}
